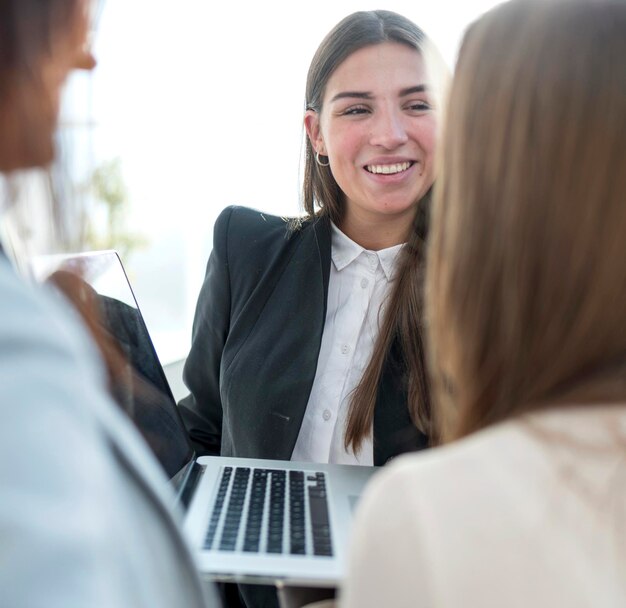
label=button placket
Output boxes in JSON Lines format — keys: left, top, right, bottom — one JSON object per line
{"left": 367, "top": 254, "right": 378, "bottom": 273}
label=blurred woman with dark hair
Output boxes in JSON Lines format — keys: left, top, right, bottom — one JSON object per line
{"left": 341, "top": 0, "right": 626, "bottom": 605}
{"left": 0, "top": 2, "right": 217, "bottom": 605}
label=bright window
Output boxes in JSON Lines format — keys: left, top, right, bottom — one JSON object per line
{"left": 60, "top": 0, "right": 502, "bottom": 365}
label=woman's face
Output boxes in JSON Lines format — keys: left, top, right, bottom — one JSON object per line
{"left": 0, "top": 0, "right": 95, "bottom": 172}
{"left": 306, "top": 42, "right": 438, "bottom": 232}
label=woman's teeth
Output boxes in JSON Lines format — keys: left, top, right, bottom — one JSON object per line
{"left": 366, "top": 161, "right": 412, "bottom": 175}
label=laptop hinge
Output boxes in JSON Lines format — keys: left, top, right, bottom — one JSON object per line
{"left": 180, "top": 461, "right": 206, "bottom": 510}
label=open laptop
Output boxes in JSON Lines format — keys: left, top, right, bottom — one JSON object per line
{"left": 30, "top": 249, "right": 377, "bottom": 588}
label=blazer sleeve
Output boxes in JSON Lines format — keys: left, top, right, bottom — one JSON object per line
{"left": 178, "top": 206, "right": 233, "bottom": 456}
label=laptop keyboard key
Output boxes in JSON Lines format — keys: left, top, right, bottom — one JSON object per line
{"left": 204, "top": 467, "right": 232, "bottom": 549}
{"left": 243, "top": 469, "right": 268, "bottom": 552}
{"left": 309, "top": 477, "right": 334, "bottom": 557}
{"left": 219, "top": 467, "right": 250, "bottom": 551}
{"left": 289, "top": 470, "right": 306, "bottom": 555}
{"left": 266, "top": 470, "right": 286, "bottom": 553}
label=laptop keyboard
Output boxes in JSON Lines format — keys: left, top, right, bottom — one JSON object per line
{"left": 204, "top": 467, "right": 333, "bottom": 557}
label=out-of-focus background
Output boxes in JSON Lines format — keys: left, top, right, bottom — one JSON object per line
{"left": 51, "top": 0, "right": 502, "bottom": 377}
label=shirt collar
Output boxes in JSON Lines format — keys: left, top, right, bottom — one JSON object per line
{"left": 330, "top": 222, "right": 405, "bottom": 281}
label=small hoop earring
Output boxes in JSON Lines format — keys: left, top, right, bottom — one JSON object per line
{"left": 315, "top": 151, "right": 330, "bottom": 167}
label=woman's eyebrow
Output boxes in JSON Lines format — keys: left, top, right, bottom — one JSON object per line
{"left": 399, "top": 84, "right": 428, "bottom": 96}
{"left": 329, "top": 91, "right": 373, "bottom": 103}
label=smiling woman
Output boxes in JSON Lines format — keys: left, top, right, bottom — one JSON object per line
{"left": 177, "top": 9, "right": 448, "bottom": 608}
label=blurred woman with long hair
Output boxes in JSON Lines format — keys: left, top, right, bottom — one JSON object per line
{"left": 0, "top": 2, "right": 217, "bottom": 605}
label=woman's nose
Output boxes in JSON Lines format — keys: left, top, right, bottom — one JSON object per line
{"left": 369, "top": 109, "right": 409, "bottom": 150}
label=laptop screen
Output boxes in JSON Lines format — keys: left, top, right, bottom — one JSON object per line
{"left": 31, "top": 251, "right": 194, "bottom": 482}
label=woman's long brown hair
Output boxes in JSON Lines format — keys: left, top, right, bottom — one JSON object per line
{"left": 427, "top": 0, "right": 626, "bottom": 443}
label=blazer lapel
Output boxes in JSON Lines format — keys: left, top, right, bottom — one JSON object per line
{"left": 258, "top": 215, "right": 331, "bottom": 457}
{"left": 220, "top": 215, "right": 332, "bottom": 460}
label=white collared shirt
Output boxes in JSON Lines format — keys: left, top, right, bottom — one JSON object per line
{"left": 291, "top": 222, "right": 404, "bottom": 466}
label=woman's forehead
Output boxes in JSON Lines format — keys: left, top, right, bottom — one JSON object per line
{"left": 324, "top": 43, "right": 427, "bottom": 99}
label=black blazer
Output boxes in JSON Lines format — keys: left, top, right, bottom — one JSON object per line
{"left": 179, "top": 205, "right": 428, "bottom": 466}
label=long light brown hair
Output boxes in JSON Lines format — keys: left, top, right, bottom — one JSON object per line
{"left": 1, "top": 0, "right": 95, "bottom": 253}
{"left": 303, "top": 10, "right": 446, "bottom": 452}
{"left": 427, "top": 0, "right": 626, "bottom": 443}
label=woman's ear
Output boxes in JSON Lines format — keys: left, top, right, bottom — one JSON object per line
{"left": 72, "top": 0, "right": 97, "bottom": 71}
{"left": 304, "top": 110, "right": 326, "bottom": 155}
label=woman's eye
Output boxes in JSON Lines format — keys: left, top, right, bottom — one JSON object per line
{"left": 407, "top": 100, "right": 432, "bottom": 112}
{"left": 342, "top": 106, "right": 369, "bottom": 116}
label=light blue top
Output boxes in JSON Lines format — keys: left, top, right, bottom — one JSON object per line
{"left": 0, "top": 252, "right": 218, "bottom": 607}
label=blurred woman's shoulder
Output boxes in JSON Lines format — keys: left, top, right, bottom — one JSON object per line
{"left": 347, "top": 406, "right": 626, "bottom": 606}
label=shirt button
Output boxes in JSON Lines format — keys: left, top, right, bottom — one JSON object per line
{"left": 322, "top": 409, "right": 332, "bottom": 421}
{"left": 367, "top": 254, "right": 377, "bottom": 273}
{"left": 360, "top": 277, "right": 369, "bottom": 289}
{"left": 341, "top": 344, "right": 350, "bottom": 355}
